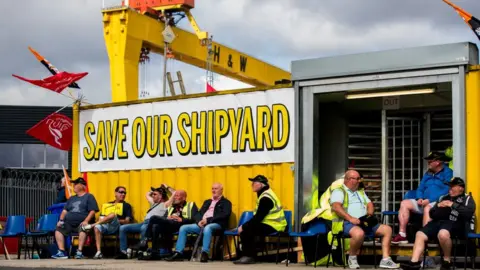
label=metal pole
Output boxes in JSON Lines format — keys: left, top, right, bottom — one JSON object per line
{"left": 163, "top": 41, "right": 167, "bottom": 97}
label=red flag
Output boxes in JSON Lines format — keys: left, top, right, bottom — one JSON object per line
{"left": 206, "top": 83, "right": 217, "bottom": 93}
{"left": 26, "top": 113, "right": 73, "bottom": 151}
{"left": 82, "top": 172, "right": 89, "bottom": 193}
{"left": 12, "top": 71, "right": 88, "bottom": 93}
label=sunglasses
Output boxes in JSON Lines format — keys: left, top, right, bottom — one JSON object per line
{"left": 117, "top": 191, "right": 127, "bottom": 195}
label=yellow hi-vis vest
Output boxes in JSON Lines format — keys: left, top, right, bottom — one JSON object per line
{"left": 330, "top": 186, "right": 369, "bottom": 235}
{"left": 302, "top": 178, "right": 344, "bottom": 224}
{"left": 254, "top": 189, "right": 287, "bottom": 232}
{"left": 167, "top": 201, "right": 195, "bottom": 219}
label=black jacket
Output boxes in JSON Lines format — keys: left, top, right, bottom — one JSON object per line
{"left": 430, "top": 193, "right": 476, "bottom": 224}
{"left": 194, "top": 197, "right": 232, "bottom": 229}
{"left": 242, "top": 186, "right": 274, "bottom": 230}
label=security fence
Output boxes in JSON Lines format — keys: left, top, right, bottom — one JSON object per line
{"left": 0, "top": 168, "right": 62, "bottom": 229}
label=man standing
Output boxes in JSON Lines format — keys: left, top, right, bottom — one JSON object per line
{"left": 233, "top": 175, "right": 287, "bottom": 265}
{"left": 88, "top": 186, "right": 133, "bottom": 259}
{"left": 401, "top": 178, "right": 475, "bottom": 270}
{"left": 330, "top": 170, "right": 399, "bottom": 269}
{"left": 140, "top": 190, "right": 198, "bottom": 260}
{"left": 166, "top": 183, "right": 232, "bottom": 263}
{"left": 392, "top": 152, "right": 453, "bottom": 244}
{"left": 115, "top": 185, "right": 173, "bottom": 259}
{"left": 51, "top": 177, "right": 99, "bottom": 259}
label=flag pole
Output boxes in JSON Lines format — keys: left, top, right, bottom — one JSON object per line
{"left": 26, "top": 101, "right": 76, "bottom": 132}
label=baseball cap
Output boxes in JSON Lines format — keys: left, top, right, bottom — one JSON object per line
{"left": 449, "top": 177, "right": 465, "bottom": 188}
{"left": 248, "top": 175, "right": 269, "bottom": 185}
{"left": 151, "top": 186, "right": 167, "bottom": 196}
{"left": 424, "top": 151, "right": 452, "bottom": 162}
{"left": 71, "top": 177, "right": 87, "bottom": 185}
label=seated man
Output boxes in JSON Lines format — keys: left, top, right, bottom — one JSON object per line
{"left": 87, "top": 186, "right": 133, "bottom": 259}
{"left": 234, "top": 175, "right": 287, "bottom": 265}
{"left": 139, "top": 189, "right": 198, "bottom": 260}
{"left": 51, "top": 177, "right": 99, "bottom": 259}
{"left": 330, "top": 170, "right": 399, "bottom": 269}
{"left": 166, "top": 183, "right": 232, "bottom": 262}
{"left": 392, "top": 152, "right": 453, "bottom": 244}
{"left": 401, "top": 177, "right": 476, "bottom": 270}
{"left": 115, "top": 185, "right": 173, "bottom": 259}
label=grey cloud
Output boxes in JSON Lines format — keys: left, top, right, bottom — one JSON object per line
{"left": 2, "top": 0, "right": 480, "bottom": 106}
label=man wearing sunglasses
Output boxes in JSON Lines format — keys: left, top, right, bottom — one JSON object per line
{"left": 87, "top": 186, "right": 133, "bottom": 259}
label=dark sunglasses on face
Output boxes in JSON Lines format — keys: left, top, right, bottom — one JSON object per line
{"left": 117, "top": 191, "right": 127, "bottom": 195}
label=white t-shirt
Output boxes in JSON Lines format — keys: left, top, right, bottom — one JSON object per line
{"left": 144, "top": 202, "right": 167, "bottom": 220}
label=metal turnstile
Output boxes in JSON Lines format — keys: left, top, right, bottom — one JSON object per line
{"left": 383, "top": 116, "right": 423, "bottom": 217}
{"left": 348, "top": 113, "right": 382, "bottom": 215}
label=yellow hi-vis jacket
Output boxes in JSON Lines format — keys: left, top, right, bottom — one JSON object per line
{"left": 445, "top": 146, "right": 453, "bottom": 170}
{"left": 255, "top": 188, "right": 287, "bottom": 232}
{"left": 301, "top": 178, "right": 344, "bottom": 224}
{"left": 167, "top": 201, "right": 195, "bottom": 219}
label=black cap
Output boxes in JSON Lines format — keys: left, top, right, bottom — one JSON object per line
{"left": 449, "top": 177, "right": 465, "bottom": 188}
{"left": 151, "top": 186, "right": 167, "bottom": 196}
{"left": 71, "top": 177, "right": 87, "bottom": 185}
{"left": 248, "top": 175, "right": 269, "bottom": 185}
{"left": 424, "top": 151, "right": 452, "bottom": 162}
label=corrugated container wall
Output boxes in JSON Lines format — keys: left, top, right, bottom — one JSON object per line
{"left": 71, "top": 92, "right": 295, "bottom": 227}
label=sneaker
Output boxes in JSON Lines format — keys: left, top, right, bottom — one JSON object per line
{"left": 115, "top": 252, "right": 128, "bottom": 259}
{"left": 379, "top": 257, "right": 400, "bottom": 269}
{"left": 51, "top": 250, "right": 68, "bottom": 259}
{"left": 400, "top": 261, "right": 422, "bottom": 270}
{"left": 93, "top": 251, "right": 103, "bottom": 259}
{"left": 391, "top": 234, "right": 408, "bottom": 244}
{"left": 74, "top": 251, "right": 84, "bottom": 259}
{"left": 440, "top": 259, "right": 453, "bottom": 270}
{"left": 348, "top": 256, "right": 360, "bottom": 269}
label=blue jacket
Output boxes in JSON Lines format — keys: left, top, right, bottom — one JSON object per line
{"left": 416, "top": 166, "right": 453, "bottom": 202}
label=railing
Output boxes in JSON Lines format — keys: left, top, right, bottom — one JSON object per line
{"left": 0, "top": 168, "right": 62, "bottom": 229}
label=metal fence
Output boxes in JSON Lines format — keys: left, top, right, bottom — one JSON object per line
{"left": 0, "top": 168, "right": 62, "bottom": 229}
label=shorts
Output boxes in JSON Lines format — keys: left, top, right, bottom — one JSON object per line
{"left": 409, "top": 199, "right": 436, "bottom": 214}
{"left": 95, "top": 216, "right": 120, "bottom": 234}
{"left": 56, "top": 222, "right": 82, "bottom": 236}
{"left": 420, "top": 220, "right": 463, "bottom": 239}
{"left": 343, "top": 221, "right": 380, "bottom": 236}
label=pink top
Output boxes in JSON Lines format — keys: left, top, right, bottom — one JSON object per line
{"left": 203, "top": 196, "right": 222, "bottom": 220}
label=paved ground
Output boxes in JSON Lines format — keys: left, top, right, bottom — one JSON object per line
{"left": 0, "top": 259, "right": 309, "bottom": 269}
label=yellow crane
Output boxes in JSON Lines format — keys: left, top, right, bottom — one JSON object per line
{"left": 102, "top": 0, "right": 292, "bottom": 102}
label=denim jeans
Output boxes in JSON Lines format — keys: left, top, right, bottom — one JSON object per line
{"left": 175, "top": 223, "right": 222, "bottom": 254}
{"left": 119, "top": 220, "right": 149, "bottom": 252}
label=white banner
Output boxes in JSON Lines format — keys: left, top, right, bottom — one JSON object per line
{"left": 79, "top": 88, "right": 295, "bottom": 172}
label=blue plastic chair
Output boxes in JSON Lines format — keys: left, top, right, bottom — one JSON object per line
{"left": 287, "top": 219, "right": 328, "bottom": 267}
{"left": 381, "top": 190, "right": 417, "bottom": 232}
{"left": 0, "top": 215, "right": 27, "bottom": 260}
{"left": 270, "top": 210, "right": 292, "bottom": 264}
{"left": 224, "top": 211, "right": 254, "bottom": 260}
{"left": 25, "top": 214, "right": 59, "bottom": 253}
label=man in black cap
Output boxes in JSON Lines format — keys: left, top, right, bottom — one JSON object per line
{"left": 115, "top": 184, "right": 174, "bottom": 259}
{"left": 51, "top": 177, "right": 99, "bottom": 259}
{"left": 234, "top": 175, "right": 287, "bottom": 265}
{"left": 401, "top": 177, "right": 475, "bottom": 270}
{"left": 392, "top": 151, "right": 453, "bottom": 244}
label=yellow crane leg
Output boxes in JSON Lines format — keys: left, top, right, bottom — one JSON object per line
{"left": 103, "top": 9, "right": 143, "bottom": 102}
{"left": 102, "top": 7, "right": 291, "bottom": 102}
{"left": 466, "top": 66, "right": 480, "bottom": 232}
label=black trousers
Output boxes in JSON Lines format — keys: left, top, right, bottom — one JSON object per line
{"left": 146, "top": 216, "right": 182, "bottom": 251}
{"left": 239, "top": 223, "right": 277, "bottom": 257}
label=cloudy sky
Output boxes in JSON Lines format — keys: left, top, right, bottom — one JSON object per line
{"left": 1, "top": 0, "right": 480, "bottom": 106}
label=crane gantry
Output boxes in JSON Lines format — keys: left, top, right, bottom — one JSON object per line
{"left": 102, "top": 0, "right": 292, "bottom": 102}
